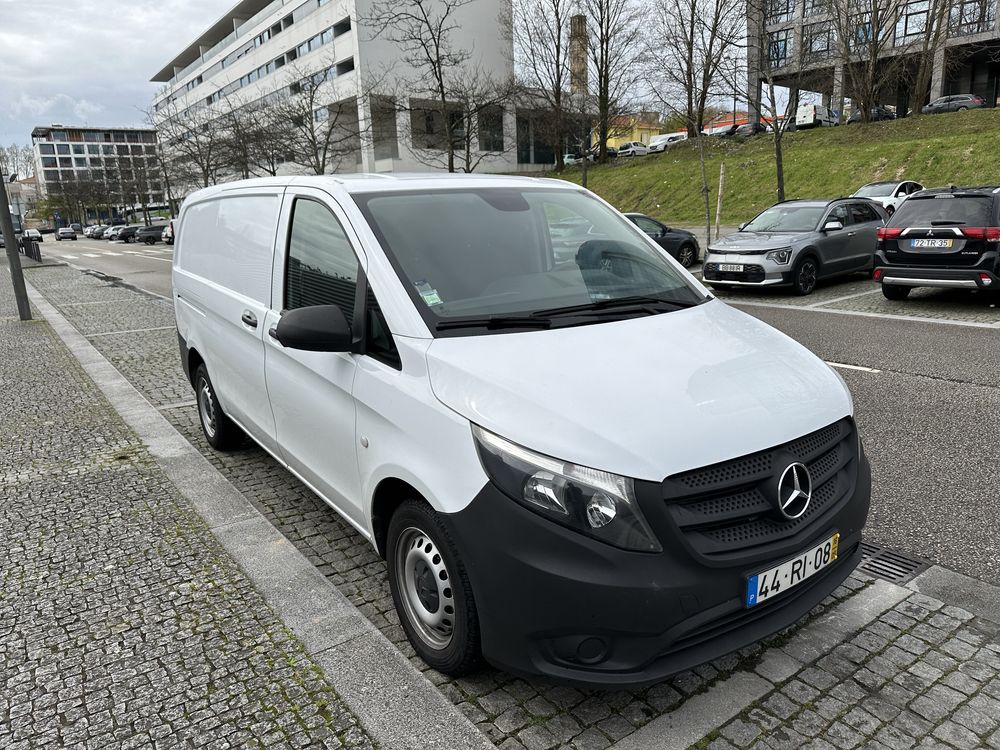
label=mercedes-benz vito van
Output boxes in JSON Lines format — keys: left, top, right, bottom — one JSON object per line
{"left": 173, "top": 175, "right": 870, "bottom": 687}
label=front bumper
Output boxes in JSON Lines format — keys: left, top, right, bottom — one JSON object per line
{"left": 703, "top": 253, "right": 792, "bottom": 286}
{"left": 444, "top": 428, "right": 871, "bottom": 687}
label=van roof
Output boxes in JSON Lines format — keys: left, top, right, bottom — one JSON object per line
{"left": 187, "top": 173, "right": 574, "bottom": 202}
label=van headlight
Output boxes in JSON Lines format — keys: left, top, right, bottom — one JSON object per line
{"left": 472, "top": 426, "right": 661, "bottom": 552}
{"left": 765, "top": 247, "right": 793, "bottom": 264}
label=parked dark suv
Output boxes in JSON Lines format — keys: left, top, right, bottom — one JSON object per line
{"left": 874, "top": 186, "right": 1000, "bottom": 300}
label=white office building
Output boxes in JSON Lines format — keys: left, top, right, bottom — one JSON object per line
{"left": 150, "top": 0, "right": 552, "bottom": 176}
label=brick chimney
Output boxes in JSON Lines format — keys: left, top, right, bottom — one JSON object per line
{"left": 570, "top": 15, "right": 588, "bottom": 96}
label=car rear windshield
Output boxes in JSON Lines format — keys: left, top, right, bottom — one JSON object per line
{"left": 353, "top": 188, "right": 705, "bottom": 327}
{"left": 742, "top": 205, "right": 825, "bottom": 232}
{"left": 888, "top": 194, "right": 995, "bottom": 226}
{"left": 854, "top": 184, "right": 894, "bottom": 198}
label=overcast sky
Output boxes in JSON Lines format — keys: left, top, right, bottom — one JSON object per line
{"left": 0, "top": 0, "right": 237, "bottom": 145}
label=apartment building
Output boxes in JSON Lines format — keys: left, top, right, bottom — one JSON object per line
{"left": 31, "top": 125, "right": 164, "bottom": 206}
{"left": 149, "top": 0, "right": 531, "bottom": 176}
{"left": 747, "top": 0, "right": 1000, "bottom": 122}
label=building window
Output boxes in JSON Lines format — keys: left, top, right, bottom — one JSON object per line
{"left": 334, "top": 18, "right": 351, "bottom": 36}
{"left": 895, "top": 0, "right": 929, "bottom": 43}
{"left": 371, "top": 96, "right": 400, "bottom": 160}
{"left": 41, "top": 157, "right": 57, "bottom": 168}
{"left": 72, "top": 144, "right": 85, "bottom": 154}
{"left": 56, "top": 144, "right": 70, "bottom": 155}
{"left": 804, "top": 0, "right": 828, "bottom": 16}
{"left": 39, "top": 144, "right": 55, "bottom": 155}
{"left": 767, "top": 29, "right": 793, "bottom": 66}
{"left": 58, "top": 157, "right": 72, "bottom": 168}
{"left": 766, "top": 0, "right": 794, "bottom": 24}
{"left": 478, "top": 105, "right": 505, "bottom": 152}
{"left": 951, "top": 0, "right": 995, "bottom": 34}
{"left": 849, "top": 12, "right": 874, "bottom": 49}
{"left": 74, "top": 158, "right": 87, "bottom": 168}
{"left": 336, "top": 57, "right": 355, "bottom": 76}
{"left": 803, "top": 21, "right": 835, "bottom": 60}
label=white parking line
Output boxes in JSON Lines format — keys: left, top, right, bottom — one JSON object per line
{"left": 729, "top": 299, "right": 1000, "bottom": 330}
{"left": 806, "top": 289, "right": 881, "bottom": 307}
{"left": 82, "top": 253, "right": 101, "bottom": 258}
{"left": 103, "top": 252, "right": 123, "bottom": 256}
{"left": 825, "top": 361, "right": 882, "bottom": 374}
{"left": 59, "top": 255, "right": 78, "bottom": 260}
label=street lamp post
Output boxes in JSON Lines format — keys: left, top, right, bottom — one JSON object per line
{"left": 0, "top": 171, "right": 32, "bottom": 321}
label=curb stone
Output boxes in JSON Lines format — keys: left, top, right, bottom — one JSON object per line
{"left": 25, "top": 280, "right": 492, "bottom": 750}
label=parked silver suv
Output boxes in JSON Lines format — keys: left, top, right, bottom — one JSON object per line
{"left": 704, "top": 198, "right": 887, "bottom": 295}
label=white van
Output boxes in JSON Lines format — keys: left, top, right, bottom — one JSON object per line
{"left": 795, "top": 104, "right": 838, "bottom": 128}
{"left": 173, "top": 174, "right": 870, "bottom": 686}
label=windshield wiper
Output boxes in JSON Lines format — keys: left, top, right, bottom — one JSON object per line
{"left": 534, "top": 294, "right": 703, "bottom": 318}
{"left": 930, "top": 220, "right": 966, "bottom": 226}
{"left": 435, "top": 315, "right": 552, "bottom": 331}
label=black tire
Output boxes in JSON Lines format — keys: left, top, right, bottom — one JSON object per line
{"left": 194, "top": 364, "right": 243, "bottom": 450}
{"left": 677, "top": 243, "right": 697, "bottom": 268}
{"left": 387, "top": 499, "right": 482, "bottom": 676}
{"left": 146, "top": 238, "right": 155, "bottom": 245}
{"left": 882, "top": 284, "right": 911, "bottom": 300}
{"left": 793, "top": 256, "right": 819, "bottom": 296}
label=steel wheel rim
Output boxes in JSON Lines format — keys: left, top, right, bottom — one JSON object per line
{"left": 197, "top": 378, "right": 217, "bottom": 439}
{"left": 799, "top": 262, "right": 817, "bottom": 293}
{"left": 395, "top": 526, "right": 455, "bottom": 650}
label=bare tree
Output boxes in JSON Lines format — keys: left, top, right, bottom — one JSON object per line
{"left": 155, "top": 100, "right": 225, "bottom": 190}
{"left": 363, "top": 0, "right": 476, "bottom": 172}
{"left": 829, "top": 0, "right": 911, "bottom": 122}
{"left": 512, "top": 0, "right": 573, "bottom": 168}
{"left": 273, "top": 60, "right": 364, "bottom": 175}
{"left": 583, "top": 0, "right": 642, "bottom": 161}
{"left": 1, "top": 144, "right": 35, "bottom": 179}
{"left": 645, "top": 0, "right": 745, "bottom": 136}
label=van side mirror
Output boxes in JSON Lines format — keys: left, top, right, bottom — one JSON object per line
{"left": 274, "top": 305, "right": 352, "bottom": 352}
{"left": 823, "top": 220, "right": 844, "bottom": 232}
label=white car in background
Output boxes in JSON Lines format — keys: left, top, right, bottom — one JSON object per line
{"left": 617, "top": 141, "right": 649, "bottom": 157}
{"left": 851, "top": 180, "right": 924, "bottom": 215}
{"left": 648, "top": 133, "right": 687, "bottom": 153}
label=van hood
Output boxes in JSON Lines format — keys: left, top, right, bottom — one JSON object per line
{"left": 709, "top": 231, "right": 814, "bottom": 252}
{"left": 426, "top": 300, "right": 851, "bottom": 481}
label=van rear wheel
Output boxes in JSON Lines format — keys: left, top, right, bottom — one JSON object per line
{"left": 387, "top": 500, "right": 482, "bottom": 675}
{"left": 194, "top": 364, "right": 243, "bottom": 450}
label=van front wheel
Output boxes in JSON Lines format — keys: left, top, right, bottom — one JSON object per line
{"left": 388, "top": 500, "right": 482, "bottom": 675}
{"left": 194, "top": 364, "right": 243, "bottom": 450}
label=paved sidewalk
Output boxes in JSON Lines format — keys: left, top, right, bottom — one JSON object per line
{"left": 0, "top": 266, "right": 374, "bottom": 749}
{"left": 10, "top": 260, "right": 1000, "bottom": 750}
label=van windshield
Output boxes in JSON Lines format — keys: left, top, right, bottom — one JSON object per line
{"left": 353, "top": 188, "right": 706, "bottom": 333}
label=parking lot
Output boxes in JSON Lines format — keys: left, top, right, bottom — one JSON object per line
{"left": 8, "top": 242, "right": 998, "bottom": 748}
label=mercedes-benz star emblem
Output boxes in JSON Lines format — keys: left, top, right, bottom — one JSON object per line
{"left": 777, "top": 463, "right": 813, "bottom": 520}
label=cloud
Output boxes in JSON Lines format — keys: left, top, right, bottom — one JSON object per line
{"left": 9, "top": 93, "right": 105, "bottom": 123}
{"left": 0, "top": 0, "right": 235, "bottom": 144}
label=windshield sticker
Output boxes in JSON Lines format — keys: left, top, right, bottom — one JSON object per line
{"left": 414, "top": 280, "right": 443, "bottom": 307}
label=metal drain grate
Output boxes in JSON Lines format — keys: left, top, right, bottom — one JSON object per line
{"left": 859, "top": 541, "right": 931, "bottom": 585}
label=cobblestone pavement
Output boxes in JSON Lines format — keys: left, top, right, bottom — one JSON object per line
{"left": 706, "top": 594, "right": 1000, "bottom": 750}
{"left": 0, "top": 266, "right": 375, "bottom": 749}
{"left": 20, "top": 264, "right": 1000, "bottom": 749}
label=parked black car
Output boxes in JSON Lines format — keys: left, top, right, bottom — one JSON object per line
{"left": 116, "top": 226, "right": 141, "bottom": 243}
{"left": 135, "top": 225, "right": 167, "bottom": 245}
{"left": 921, "top": 94, "right": 986, "bottom": 114}
{"left": 847, "top": 106, "right": 896, "bottom": 124}
{"left": 874, "top": 186, "right": 1000, "bottom": 299}
{"left": 624, "top": 212, "right": 700, "bottom": 267}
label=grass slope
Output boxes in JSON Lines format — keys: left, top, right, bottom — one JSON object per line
{"left": 553, "top": 109, "right": 1000, "bottom": 225}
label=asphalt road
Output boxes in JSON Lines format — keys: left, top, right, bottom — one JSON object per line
{"left": 39, "top": 233, "right": 174, "bottom": 298}
{"left": 36, "top": 241, "right": 1000, "bottom": 583}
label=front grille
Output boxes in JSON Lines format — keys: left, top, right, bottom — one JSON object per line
{"left": 662, "top": 419, "right": 856, "bottom": 561}
{"left": 704, "top": 263, "right": 766, "bottom": 282}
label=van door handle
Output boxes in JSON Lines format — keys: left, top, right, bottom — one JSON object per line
{"left": 241, "top": 310, "right": 258, "bottom": 328}
{"left": 268, "top": 326, "right": 279, "bottom": 341}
